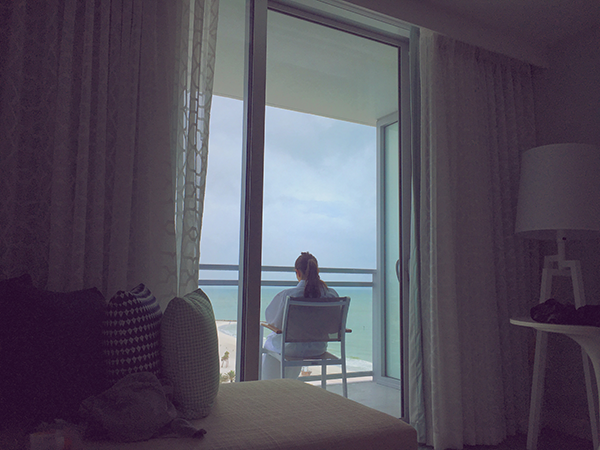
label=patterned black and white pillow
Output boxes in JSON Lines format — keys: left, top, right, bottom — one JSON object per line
{"left": 103, "top": 284, "right": 162, "bottom": 386}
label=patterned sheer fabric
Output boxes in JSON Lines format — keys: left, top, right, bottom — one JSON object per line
{"left": 0, "top": 0, "right": 218, "bottom": 307}
{"left": 409, "top": 29, "right": 540, "bottom": 449}
{"left": 172, "top": 0, "right": 219, "bottom": 298}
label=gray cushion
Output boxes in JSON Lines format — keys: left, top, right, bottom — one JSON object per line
{"left": 161, "top": 288, "right": 220, "bottom": 419}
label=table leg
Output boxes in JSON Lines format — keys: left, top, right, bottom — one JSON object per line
{"left": 527, "top": 330, "right": 548, "bottom": 450}
{"left": 568, "top": 335, "right": 600, "bottom": 450}
{"left": 582, "top": 348, "right": 599, "bottom": 450}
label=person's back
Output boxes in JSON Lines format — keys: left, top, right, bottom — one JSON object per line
{"left": 262, "top": 252, "right": 338, "bottom": 379}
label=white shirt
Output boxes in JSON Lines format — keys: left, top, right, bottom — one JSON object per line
{"left": 264, "top": 280, "right": 339, "bottom": 357}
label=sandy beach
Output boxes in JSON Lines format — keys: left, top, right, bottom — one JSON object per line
{"left": 216, "top": 321, "right": 237, "bottom": 380}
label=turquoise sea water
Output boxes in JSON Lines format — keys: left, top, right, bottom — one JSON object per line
{"left": 200, "top": 285, "right": 373, "bottom": 369}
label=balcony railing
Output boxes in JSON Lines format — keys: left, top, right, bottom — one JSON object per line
{"left": 198, "top": 263, "right": 376, "bottom": 287}
{"left": 199, "top": 263, "right": 376, "bottom": 381}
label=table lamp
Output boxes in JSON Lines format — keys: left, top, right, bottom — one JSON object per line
{"left": 515, "top": 142, "right": 600, "bottom": 450}
{"left": 516, "top": 143, "right": 600, "bottom": 308}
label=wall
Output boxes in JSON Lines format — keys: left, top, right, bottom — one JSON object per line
{"left": 343, "top": 0, "right": 549, "bottom": 66}
{"left": 532, "top": 25, "right": 600, "bottom": 440}
{"left": 534, "top": 26, "right": 600, "bottom": 147}
{"left": 533, "top": 24, "right": 600, "bottom": 311}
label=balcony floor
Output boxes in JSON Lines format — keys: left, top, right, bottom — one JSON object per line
{"left": 306, "top": 377, "right": 401, "bottom": 418}
{"left": 217, "top": 320, "right": 401, "bottom": 417}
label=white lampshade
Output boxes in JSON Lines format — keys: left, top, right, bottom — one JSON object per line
{"left": 515, "top": 143, "right": 600, "bottom": 240}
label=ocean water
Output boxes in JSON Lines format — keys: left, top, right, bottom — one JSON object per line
{"left": 200, "top": 285, "right": 373, "bottom": 368}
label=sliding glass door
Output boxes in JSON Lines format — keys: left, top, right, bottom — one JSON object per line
{"left": 200, "top": 0, "right": 410, "bottom": 416}
{"left": 262, "top": 6, "right": 395, "bottom": 381}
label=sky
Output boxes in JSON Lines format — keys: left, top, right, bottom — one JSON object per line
{"left": 199, "top": 95, "right": 377, "bottom": 276}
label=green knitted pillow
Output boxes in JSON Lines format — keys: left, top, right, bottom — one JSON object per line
{"left": 161, "top": 288, "right": 220, "bottom": 419}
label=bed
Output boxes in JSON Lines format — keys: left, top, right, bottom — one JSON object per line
{"left": 83, "top": 379, "right": 417, "bottom": 450}
{"left": 1, "top": 277, "right": 416, "bottom": 450}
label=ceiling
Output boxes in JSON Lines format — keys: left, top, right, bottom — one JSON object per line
{"left": 213, "top": 1, "right": 402, "bottom": 126}
{"left": 212, "top": 0, "right": 600, "bottom": 126}
{"left": 340, "top": 0, "right": 600, "bottom": 66}
{"left": 426, "top": 0, "right": 600, "bottom": 47}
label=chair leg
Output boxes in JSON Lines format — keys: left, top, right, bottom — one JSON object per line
{"left": 342, "top": 363, "right": 348, "bottom": 398}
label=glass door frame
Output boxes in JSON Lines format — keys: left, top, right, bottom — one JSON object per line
{"left": 237, "top": 0, "right": 412, "bottom": 419}
{"left": 372, "top": 39, "right": 410, "bottom": 399}
{"left": 375, "top": 112, "right": 400, "bottom": 388}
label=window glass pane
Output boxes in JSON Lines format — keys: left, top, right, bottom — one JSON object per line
{"left": 384, "top": 121, "right": 401, "bottom": 380}
{"left": 262, "top": 10, "right": 397, "bottom": 379}
{"left": 262, "top": 104, "right": 376, "bottom": 374}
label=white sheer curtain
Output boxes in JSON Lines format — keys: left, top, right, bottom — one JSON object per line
{"left": 0, "top": 0, "right": 218, "bottom": 307}
{"left": 408, "top": 29, "right": 540, "bottom": 449}
{"left": 172, "top": 0, "right": 219, "bottom": 298}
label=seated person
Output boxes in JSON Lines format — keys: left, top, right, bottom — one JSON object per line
{"left": 262, "top": 251, "right": 339, "bottom": 380}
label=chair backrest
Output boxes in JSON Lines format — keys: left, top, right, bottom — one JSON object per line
{"left": 282, "top": 296, "right": 350, "bottom": 343}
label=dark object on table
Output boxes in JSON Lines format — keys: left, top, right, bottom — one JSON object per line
{"left": 531, "top": 298, "right": 600, "bottom": 327}
{"left": 531, "top": 298, "right": 577, "bottom": 324}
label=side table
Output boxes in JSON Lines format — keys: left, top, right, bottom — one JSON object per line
{"left": 511, "top": 317, "right": 600, "bottom": 450}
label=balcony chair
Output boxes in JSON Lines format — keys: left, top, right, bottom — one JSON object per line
{"left": 260, "top": 296, "right": 351, "bottom": 397}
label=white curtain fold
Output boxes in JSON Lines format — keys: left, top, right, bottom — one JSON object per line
{"left": 172, "top": 0, "right": 219, "bottom": 299}
{"left": 408, "top": 26, "right": 426, "bottom": 442}
{"left": 0, "top": 0, "right": 218, "bottom": 308}
{"left": 408, "top": 29, "right": 540, "bottom": 449}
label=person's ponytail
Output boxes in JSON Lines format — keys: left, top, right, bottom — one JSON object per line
{"left": 304, "top": 259, "right": 322, "bottom": 297}
{"left": 295, "top": 252, "right": 327, "bottom": 298}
